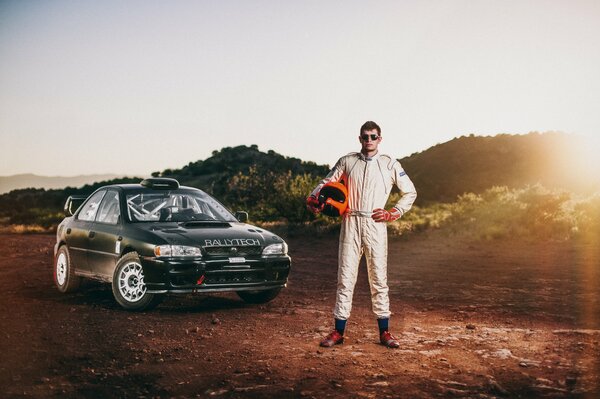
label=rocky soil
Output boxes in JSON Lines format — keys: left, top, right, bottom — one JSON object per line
{"left": 0, "top": 232, "right": 598, "bottom": 398}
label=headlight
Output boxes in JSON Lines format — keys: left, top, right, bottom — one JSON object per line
{"left": 154, "top": 245, "right": 202, "bottom": 258}
{"left": 262, "top": 242, "right": 288, "bottom": 256}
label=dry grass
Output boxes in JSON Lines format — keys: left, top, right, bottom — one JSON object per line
{"left": 0, "top": 224, "right": 54, "bottom": 234}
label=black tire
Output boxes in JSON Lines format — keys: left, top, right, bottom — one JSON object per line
{"left": 112, "top": 252, "right": 163, "bottom": 311}
{"left": 236, "top": 287, "right": 282, "bottom": 304}
{"left": 54, "top": 246, "right": 81, "bottom": 293}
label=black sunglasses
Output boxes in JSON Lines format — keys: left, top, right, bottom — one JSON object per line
{"left": 361, "top": 134, "right": 380, "bottom": 141}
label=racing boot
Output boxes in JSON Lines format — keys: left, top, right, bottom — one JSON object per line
{"left": 380, "top": 331, "right": 400, "bottom": 348}
{"left": 320, "top": 330, "right": 344, "bottom": 347}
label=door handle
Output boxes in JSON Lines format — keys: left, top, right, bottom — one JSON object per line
{"left": 66, "top": 228, "right": 71, "bottom": 234}
{"left": 88, "top": 231, "right": 96, "bottom": 238}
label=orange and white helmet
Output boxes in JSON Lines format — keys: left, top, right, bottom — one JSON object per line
{"left": 318, "top": 182, "right": 348, "bottom": 217}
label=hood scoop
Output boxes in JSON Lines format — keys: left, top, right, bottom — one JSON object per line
{"left": 180, "top": 221, "right": 232, "bottom": 228}
{"left": 149, "top": 225, "right": 187, "bottom": 233}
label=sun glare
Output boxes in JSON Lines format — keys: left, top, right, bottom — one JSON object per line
{"left": 554, "top": 135, "right": 600, "bottom": 193}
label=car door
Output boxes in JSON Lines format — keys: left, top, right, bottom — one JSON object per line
{"left": 66, "top": 190, "right": 107, "bottom": 272}
{"left": 87, "top": 190, "right": 123, "bottom": 279}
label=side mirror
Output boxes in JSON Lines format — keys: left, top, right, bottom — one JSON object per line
{"left": 235, "top": 211, "right": 248, "bottom": 223}
{"left": 64, "top": 195, "right": 88, "bottom": 216}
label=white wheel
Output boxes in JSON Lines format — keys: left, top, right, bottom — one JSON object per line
{"left": 112, "top": 252, "right": 162, "bottom": 311}
{"left": 54, "top": 246, "right": 81, "bottom": 293}
{"left": 56, "top": 252, "right": 67, "bottom": 286}
{"left": 117, "top": 262, "right": 147, "bottom": 303}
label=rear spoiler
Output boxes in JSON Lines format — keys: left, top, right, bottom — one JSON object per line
{"left": 64, "top": 195, "right": 89, "bottom": 216}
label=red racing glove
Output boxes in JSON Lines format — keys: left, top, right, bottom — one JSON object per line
{"left": 306, "top": 195, "right": 323, "bottom": 214}
{"left": 372, "top": 208, "right": 402, "bottom": 223}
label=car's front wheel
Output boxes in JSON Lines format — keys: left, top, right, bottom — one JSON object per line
{"left": 237, "top": 287, "right": 282, "bottom": 304}
{"left": 54, "top": 246, "right": 82, "bottom": 293}
{"left": 112, "top": 252, "right": 163, "bottom": 311}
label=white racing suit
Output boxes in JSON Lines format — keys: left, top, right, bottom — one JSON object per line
{"left": 311, "top": 152, "right": 417, "bottom": 320}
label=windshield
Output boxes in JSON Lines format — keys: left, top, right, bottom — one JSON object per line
{"left": 126, "top": 189, "right": 237, "bottom": 223}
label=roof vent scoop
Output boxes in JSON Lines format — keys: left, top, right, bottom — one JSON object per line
{"left": 140, "top": 178, "right": 180, "bottom": 189}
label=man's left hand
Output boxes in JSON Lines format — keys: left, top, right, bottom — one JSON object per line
{"left": 372, "top": 208, "right": 401, "bottom": 223}
{"left": 306, "top": 195, "right": 323, "bottom": 214}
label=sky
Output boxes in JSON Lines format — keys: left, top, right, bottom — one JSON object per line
{"left": 1, "top": 0, "right": 599, "bottom": 176}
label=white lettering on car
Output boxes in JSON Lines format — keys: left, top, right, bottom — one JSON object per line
{"left": 204, "top": 238, "right": 260, "bottom": 247}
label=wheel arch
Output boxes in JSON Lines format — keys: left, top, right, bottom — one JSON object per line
{"left": 120, "top": 245, "right": 139, "bottom": 258}
{"left": 56, "top": 240, "right": 68, "bottom": 252}
{"left": 107, "top": 246, "right": 141, "bottom": 283}
{"left": 54, "top": 241, "right": 82, "bottom": 293}
{"left": 54, "top": 241, "right": 68, "bottom": 263}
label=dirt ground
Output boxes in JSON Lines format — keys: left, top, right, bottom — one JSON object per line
{"left": 0, "top": 231, "right": 599, "bottom": 398}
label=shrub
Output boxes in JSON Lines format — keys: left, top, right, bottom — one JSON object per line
{"left": 444, "top": 185, "right": 578, "bottom": 240}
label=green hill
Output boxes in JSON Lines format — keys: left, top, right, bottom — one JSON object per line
{"left": 156, "top": 144, "right": 329, "bottom": 199}
{"left": 401, "top": 132, "right": 598, "bottom": 203}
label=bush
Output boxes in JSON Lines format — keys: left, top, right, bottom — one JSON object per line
{"left": 444, "top": 185, "right": 579, "bottom": 240}
{"left": 272, "top": 172, "right": 323, "bottom": 223}
{"left": 223, "top": 167, "right": 323, "bottom": 223}
{"left": 8, "top": 207, "right": 64, "bottom": 228}
{"left": 571, "top": 194, "right": 600, "bottom": 240}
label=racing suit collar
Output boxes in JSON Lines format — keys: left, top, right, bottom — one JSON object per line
{"left": 359, "top": 150, "right": 380, "bottom": 161}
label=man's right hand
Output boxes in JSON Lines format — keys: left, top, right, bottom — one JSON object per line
{"left": 306, "top": 195, "right": 323, "bottom": 214}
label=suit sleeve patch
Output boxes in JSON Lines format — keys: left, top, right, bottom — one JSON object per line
{"left": 398, "top": 171, "right": 407, "bottom": 177}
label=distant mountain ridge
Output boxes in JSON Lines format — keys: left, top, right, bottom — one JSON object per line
{"left": 0, "top": 173, "right": 121, "bottom": 194}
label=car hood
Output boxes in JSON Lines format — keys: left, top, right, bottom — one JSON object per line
{"left": 135, "top": 222, "right": 284, "bottom": 248}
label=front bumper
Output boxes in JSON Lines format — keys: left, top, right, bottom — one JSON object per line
{"left": 140, "top": 255, "right": 291, "bottom": 294}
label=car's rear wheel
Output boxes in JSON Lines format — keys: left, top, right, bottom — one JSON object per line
{"left": 112, "top": 252, "right": 163, "bottom": 311}
{"left": 54, "top": 246, "right": 81, "bottom": 293}
{"left": 237, "top": 287, "right": 282, "bottom": 304}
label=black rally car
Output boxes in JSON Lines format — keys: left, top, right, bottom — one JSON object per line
{"left": 54, "top": 178, "right": 291, "bottom": 311}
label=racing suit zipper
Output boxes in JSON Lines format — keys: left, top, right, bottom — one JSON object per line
{"left": 361, "top": 160, "right": 368, "bottom": 211}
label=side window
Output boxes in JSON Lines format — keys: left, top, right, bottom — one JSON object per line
{"left": 77, "top": 191, "right": 106, "bottom": 221}
{"left": 96, "top": 191, "right": 121, "bottom": 225}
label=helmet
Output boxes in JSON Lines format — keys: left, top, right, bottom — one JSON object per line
{"left": 318, "top": 182, "right": 348, "bottom": 217}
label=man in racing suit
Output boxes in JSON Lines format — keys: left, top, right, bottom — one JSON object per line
{"left": 307, "top": 121, "right": 417, "bottom": 348}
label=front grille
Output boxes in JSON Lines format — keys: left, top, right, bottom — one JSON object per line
{"left": 168, "top": 263, "right": 199, "bottom": 287}
{"left": 203, "top": 245, "right": 262, "bottom": 257}
{"left": 205, "top": 270, "right": 265, "bottom": 284}
{"left": 171, "top": 274, "right": 197, "bottom": 286}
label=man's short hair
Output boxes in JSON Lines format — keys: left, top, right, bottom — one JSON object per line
{"left": 360, "top": 121, "right": 381, "bottom": 136}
